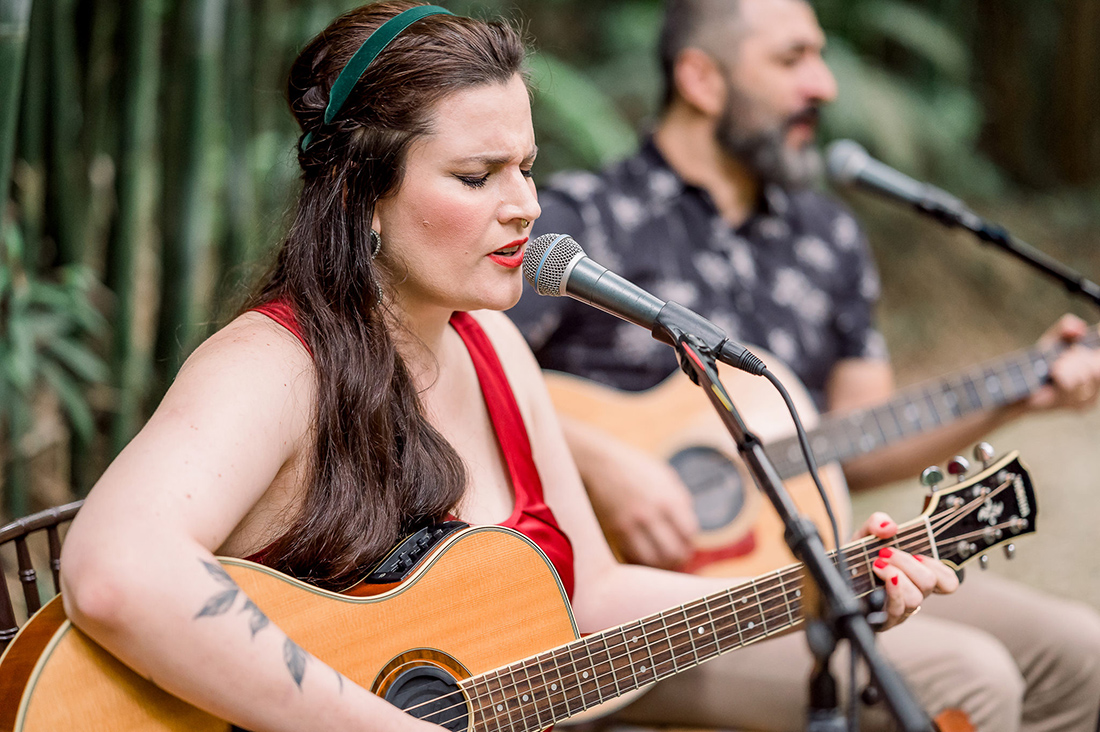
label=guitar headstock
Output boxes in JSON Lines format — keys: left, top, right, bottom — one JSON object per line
{"left": 922, "top": 450, "right": 1037, "bottom": 571}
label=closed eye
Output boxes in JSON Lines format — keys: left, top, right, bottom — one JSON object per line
{"left": 456, "top": 174, "right": 490, "bottom": 189}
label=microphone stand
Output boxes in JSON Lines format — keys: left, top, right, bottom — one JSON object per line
{"left": 914, "top": 199, "right": 1100, "bottom": 310}
{"left": 655, "top": 314, "right": 934, "bottom": 732}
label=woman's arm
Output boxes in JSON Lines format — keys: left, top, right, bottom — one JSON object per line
{"left": 60, "top": 315, "right": 433, "bottom": 732}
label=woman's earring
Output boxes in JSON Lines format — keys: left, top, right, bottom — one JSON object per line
{"left": 370, "top": 229, "right": 382, "bottom": 258}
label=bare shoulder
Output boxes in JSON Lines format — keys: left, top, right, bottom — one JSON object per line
{"left": 154, "top": 311, "right": 317, "bottom": 449}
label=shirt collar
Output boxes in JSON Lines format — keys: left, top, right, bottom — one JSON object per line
{"left": 639, "top": 135, "right": 788, "bottom": 219}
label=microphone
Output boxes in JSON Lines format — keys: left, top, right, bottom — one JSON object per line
{"left": 825, "top": 139, "right": 974, "bottom": 223}
{"left": 523, "top": 233, "right": 765, "bottom": 376}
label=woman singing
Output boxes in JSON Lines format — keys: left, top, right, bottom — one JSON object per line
{"left": 59, "top": 3, "right": 957, "bottom": 731}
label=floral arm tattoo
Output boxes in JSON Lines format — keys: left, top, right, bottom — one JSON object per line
{"left": 194, "top": 559, "right": 311, "bottom": 690}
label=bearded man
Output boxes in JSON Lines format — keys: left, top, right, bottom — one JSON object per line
{"left": 509, "top": 0, "right": 1100, "bottom": 729}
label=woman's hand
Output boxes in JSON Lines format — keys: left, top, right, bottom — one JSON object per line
{"left": 854, "top": 512, "right": 961, "bottom": 631}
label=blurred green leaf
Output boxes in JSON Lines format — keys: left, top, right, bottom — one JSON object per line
{"left": 530, "top": 52, "right": 638, "bottom": 170}
{"left": 856, "top": 1, "right": 970, "bottom": 84}
{"left": 39, "top": 359, "right": 95, "bottom": 443}
{"left": 45, "top": 336, "right": 109, "bottom": 383}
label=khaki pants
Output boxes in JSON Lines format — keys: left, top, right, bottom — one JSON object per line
{"left": 614, "top": 573, "right": 1100, "bottom": 732}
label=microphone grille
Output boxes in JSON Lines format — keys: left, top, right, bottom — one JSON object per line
{"left": 825, "top": 139, "right": 870, "bottom": 187}
{"left": 523, "top": 233, "right": 583, "bottom": 296}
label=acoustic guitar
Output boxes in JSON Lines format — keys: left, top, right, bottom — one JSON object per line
{"left": 0, "top": 452, "right": 1035, "bottom": 732}
{"left": 546, "top": 326, "right": 1094, "bottom": 576}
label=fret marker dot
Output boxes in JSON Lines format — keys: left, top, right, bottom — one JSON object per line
{"left": 551, "top": 683, "right": 558, "bottom": 691}
{"left": 796, "top": 589, "right": 801, "bottom": 597}
{"left": 742, "top": 598, "right": 748, "bottom": 604}
{"left": 632, "top": 636, "right": 639, "bottom": 643}
{"left": 851, "top": 568, "right": 858, "bottom": 576}
{"left": 640, "top": 665, "right": 646, "bottom": 672}
{"left": 697, "top": 627, "right": 705, "bottom": 634}
{"left": 748, "top": 621, "right": 755, "bottom": 629}
{"left": 522, "top": 695, "right": 529, "bottom": 702}
{"left": 496, "top": 705, "right": 504, "bottom": 712}
{"left": 582, "top": 671, "right": 589, "bottom": 679}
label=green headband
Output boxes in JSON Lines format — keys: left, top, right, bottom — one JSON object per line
{"left": 301, "top": 5, "right": 454, "bottom": 150}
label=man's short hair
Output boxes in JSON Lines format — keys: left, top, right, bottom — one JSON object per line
{"left": 657, "top": 0, "right": 812, "bottom": 110}
{"left": 657, "top": 0, "right": 743, "bottom": 110}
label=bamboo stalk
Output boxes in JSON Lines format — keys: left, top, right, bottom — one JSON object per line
{"left": 108, "top": 0, "right": 166, "bottom": 454}
{"left": 154, "top": 0, "right": 227, "bottom": 381}
{"left": 12, "top": 0, "right": 43, "bottom": 270}
{"left": 218, "top": 0, "right": 256, "bottom": 304}
{"left": 47, "top": 0, "right": 87, "bottom": 266}
{"left": 0, "top": 0, "right": 32, "bottom": 238}
{"left": 80, "top": 0, "right": 122, "bottom": 278}
{"left": 0, "top": 0, "right": 32, "bottom": 517}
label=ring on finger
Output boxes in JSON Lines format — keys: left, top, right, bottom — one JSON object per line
{"left": 902, "top": 605, "right": 922, "bottom": 619}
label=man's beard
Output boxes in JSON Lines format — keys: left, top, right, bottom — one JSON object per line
{"left": 715, "top": 83, "right": 823, "bottom": 189}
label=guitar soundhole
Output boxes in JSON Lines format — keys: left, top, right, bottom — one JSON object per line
{"left": 669, "top": 446, "right": 745, "bottom": 531}
{"left": 386, "top": 665, "right": 470, "bottom": 732}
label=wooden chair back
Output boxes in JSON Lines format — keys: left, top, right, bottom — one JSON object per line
{"left": 0, "top": 501, "right": 83, "bottom": 653}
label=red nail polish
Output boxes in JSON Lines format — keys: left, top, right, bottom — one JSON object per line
{"left": 891, "top": 576, "right": 899, "bottom": 586}
{"left": 874, "top": 558, "right": 888, "bottom": 569}
{"left": 915, "top": 555, "right": 924, "bottom": 562}
{"left": 879, "top": 547, "right": 894, "bottom": 559}
{"left": 880, "top": 521, "right": 891, "bottom": 528}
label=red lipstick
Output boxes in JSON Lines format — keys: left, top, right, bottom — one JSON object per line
{"left": 488, "top": 237, "right": 527, "bottom": 269}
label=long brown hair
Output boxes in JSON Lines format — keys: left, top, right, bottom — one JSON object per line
{"left": 245, "top": 1, "right": 527, "bottom": 589}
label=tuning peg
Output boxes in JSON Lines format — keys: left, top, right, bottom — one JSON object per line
{"left": 947, "top": 456, "right": 970, "bottom": 482}
{"left": 973, "top": 442, "right": 995, "bottom": 468}
{"left": 920, "top": 466, "right": 945, "bottom": 491}
{"left": 1004, "top": 543, "right": 1016, "bottom": 560}
{"left": 979, "top": 555, "right": 990, "bottom": 570}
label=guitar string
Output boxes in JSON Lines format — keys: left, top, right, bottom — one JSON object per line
{"left": 793, "top": 347, "right": 1051, "bottom": 468}
{"left": 400, "top": 480, "right": 1017, "bottom": 729}
{"left": 442, "top": 516, "right": 1017, "bottom": 732}
{"left": 411, "top": 514, "right": 1002, "bottom": 732}
{"left": 455, "top": 477, "right": 1023, "bottom": 729}
{"left": 404, "top": 505, "right": 1010, "bottom": 730}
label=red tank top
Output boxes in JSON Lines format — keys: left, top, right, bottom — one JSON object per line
{"left": 247, "top": 301, "right": 575, "bottom": 599}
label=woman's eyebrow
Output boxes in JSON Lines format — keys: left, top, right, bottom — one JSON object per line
{"left": 454, "top": 145, "right": 539, "bottom": 167}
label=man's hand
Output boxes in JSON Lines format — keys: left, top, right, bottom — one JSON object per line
{"left": 1028, "top": 314, "right": 1100, "bottom": 411}
{"left": 582, "top": 441, "right": 700, "bottom": 570}
{"left": 854, "top": 513, "right": 960, "bottom": 631}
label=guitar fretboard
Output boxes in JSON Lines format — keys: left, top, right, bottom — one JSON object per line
{"left": 458, "top": 523, "right": 938, "bottom": 732}
{"left": 765, "top": 329, "right": 1098, "bottom": 479}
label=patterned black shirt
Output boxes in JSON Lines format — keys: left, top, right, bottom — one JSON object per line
{"left": 509, "top": 139, "right": 888, "bottom": 410}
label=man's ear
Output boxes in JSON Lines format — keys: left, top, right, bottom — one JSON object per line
{"left": 672, "top": 47, "right": 727, "bottom": 118}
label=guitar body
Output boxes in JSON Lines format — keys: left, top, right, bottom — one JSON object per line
{"left": 0, "top": 456, "right": 1035, "bottom": 732}
{"left": 545, "top": 356, "right": 851, "bottom": 577}
{"left": 0, "top": 527, "right": 580, "bottom": 732}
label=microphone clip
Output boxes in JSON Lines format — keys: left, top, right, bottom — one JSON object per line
{"left": 654, "top": 302, "right": 767, "bottom": 377}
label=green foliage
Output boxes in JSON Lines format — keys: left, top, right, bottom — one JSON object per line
{"left": 529, "top": 52, "right": 639, "bottom": 173}
{"left": 1, "top": 225, "right": 108, "bottom": 497}
{"left": 0, "top": 0, "right": 1097, "bottom": 514}
{"left": 816, "top": 0, "right": 1004, "bottom": 198}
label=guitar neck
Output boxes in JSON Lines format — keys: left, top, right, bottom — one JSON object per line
{"left": 458, "top": 521, "right": 938, "bottom": 732}
{"left": 766, "top": 329, "right": 1098, "bottom": 479}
